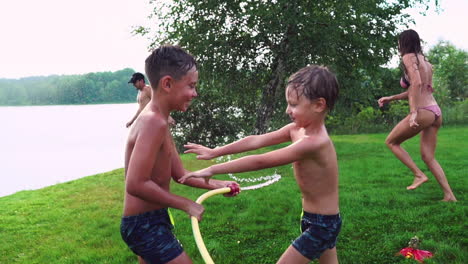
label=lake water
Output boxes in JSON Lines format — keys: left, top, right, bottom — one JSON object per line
{"left": 0, "top": 103, "right": 137, "bottom": 197}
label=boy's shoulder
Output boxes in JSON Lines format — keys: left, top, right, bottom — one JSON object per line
{"left": 128, "top": 113, "right": 168, "bottom": 149}
{"left": 136, "top": 110, "right": 169, "bottom": 133}
{"left": 297, "top": 129, "right": 332, "bottom": 153}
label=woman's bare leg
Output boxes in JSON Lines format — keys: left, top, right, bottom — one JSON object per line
{"left": 419, "top": 116, "right": 457, "bottom": 201}
{"left": 385, "top": 115, "right": 428, "bottom": 189}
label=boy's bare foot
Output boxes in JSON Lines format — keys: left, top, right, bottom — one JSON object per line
{"left": 406, "top": 175, "right": 428, "bottom": 190}
{"left": 441, "top": 194, "right": 457, "bottom": 202}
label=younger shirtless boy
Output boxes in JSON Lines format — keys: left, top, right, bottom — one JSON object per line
{"left": 121, "top": 46, "right": 239, "bottom": 264}
{"left": 181, "top": 65, "right": 341, "bottom": 264}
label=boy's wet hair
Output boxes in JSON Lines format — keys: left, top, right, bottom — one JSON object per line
{"left": 287, "top": 65, "right": 339, "bottom": 110}
{"left": 145, "top": 45, "right": 197, "bottom": 89}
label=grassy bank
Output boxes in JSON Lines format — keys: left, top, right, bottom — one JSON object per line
{"left": 1, "top": 126, "right": 466, "bottom": 264}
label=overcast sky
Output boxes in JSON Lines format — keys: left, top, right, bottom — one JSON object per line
{"left": 0, "top": 0, "right": 466, "bottom": 79}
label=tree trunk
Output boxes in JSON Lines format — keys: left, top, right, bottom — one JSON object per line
{"left": 253, "top": 29, "right": 291, "bottom": 135}
{"left": 253, "top": 57, "right": 287, "bottom": 134}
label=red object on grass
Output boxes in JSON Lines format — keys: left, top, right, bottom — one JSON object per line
{"left": 399, "top": 247, "right": 433, "bottom": 263}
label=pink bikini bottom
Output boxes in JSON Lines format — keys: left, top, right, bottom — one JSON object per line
{"left": 419, "top": 105, "right": 441, "bottom": 119}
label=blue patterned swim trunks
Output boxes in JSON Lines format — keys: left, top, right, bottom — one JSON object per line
{"left": 292, "top": 211, "right": 342, "bottom": 260}
{"left": 120, "top": 208, "right": 183, "bottom": 264}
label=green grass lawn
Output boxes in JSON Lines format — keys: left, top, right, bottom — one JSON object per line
{"left": 1, "top": 126, "right": 466, "bottom": 264}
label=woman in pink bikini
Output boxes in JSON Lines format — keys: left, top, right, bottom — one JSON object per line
{"left": 378, "top": 29, "right": 456, "bottom": 201}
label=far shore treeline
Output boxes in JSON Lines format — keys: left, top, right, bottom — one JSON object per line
{"left": 0, "top": 68, "right": 136, "bottom": 106}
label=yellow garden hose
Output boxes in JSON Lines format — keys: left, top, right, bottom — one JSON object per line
{"left": 191, "top": 187, "right": 231, "bottom": 264}
{"left": 190, "top": 175, "right": 281, "bottom": 264}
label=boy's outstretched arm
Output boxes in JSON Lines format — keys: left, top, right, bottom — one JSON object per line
{"left": 126, "top": 120, "right": 204, "bottom": 220}
{"left": 180, "top": 137, "right": 321, "bottom": 183}
{"left": 170, "top": 138, "right": 240, "bottom": 195}
{"left": 184, "top": 123, "right": 293, "bottom": 160}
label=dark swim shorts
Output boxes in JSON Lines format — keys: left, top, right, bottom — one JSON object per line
{"left": 292, "top": 211, "right": 342, "bottom": 260}
{"left": 120, "top": 208, "right": 184, "bottom": 264}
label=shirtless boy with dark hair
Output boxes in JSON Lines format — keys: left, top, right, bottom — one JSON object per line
{"left": 121, "top": 45, "right": 239, "bottom": 264}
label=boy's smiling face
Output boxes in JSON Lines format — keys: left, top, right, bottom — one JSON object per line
{"left": 171, "top": 66, "right": 198, "bottom": 112}
{"left": 285, "top": 85, "right": 326, "bottom": 127}
{"left": 285, "top": 85, "right": 314, "bottom": 127}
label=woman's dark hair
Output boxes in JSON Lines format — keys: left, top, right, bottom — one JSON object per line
{"left": 398, "top": 29, "right": 427, "bottom": 71}
{"left": 398, "top": 29, "right": 422, "bottom": 56}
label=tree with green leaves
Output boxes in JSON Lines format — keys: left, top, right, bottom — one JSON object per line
{"left": 136, "top": 0, "right": 438, "bottom": 134}
{"left": 428, "top": 41, "right": 468, "bottom": 103}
